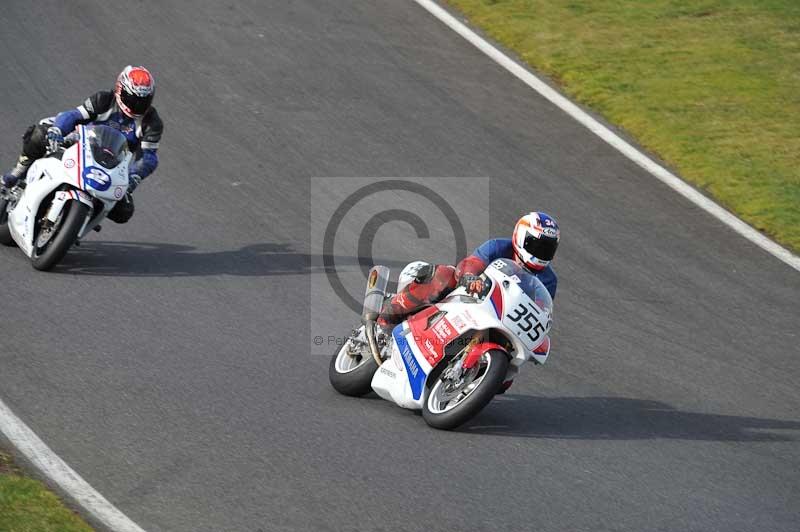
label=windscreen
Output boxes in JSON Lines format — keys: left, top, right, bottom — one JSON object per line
{"left": 86, "top": 125, "right": 128, "bottom": 169}
{"left": 443, "top": 258, "right": 554, "bottom": 314}
{"left": 486, "top": 258, "right": 553, "bottom": 314}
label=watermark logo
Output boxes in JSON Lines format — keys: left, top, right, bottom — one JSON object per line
{"left": 310, "top": 177, "right": 489, "bottom": 355}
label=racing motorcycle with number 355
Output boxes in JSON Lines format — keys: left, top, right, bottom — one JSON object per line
{"left": 329, "top": 258, "right": 554, "bottom": 430}
{"left": 0, "top": 124, "right": 131, "bottom": 271}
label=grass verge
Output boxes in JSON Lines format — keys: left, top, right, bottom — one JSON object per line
{"left": 445, "top": 0, "right": 800, "bottom": 252}
{"left": 0, "top": 449, "right": 93, "bottom": 532}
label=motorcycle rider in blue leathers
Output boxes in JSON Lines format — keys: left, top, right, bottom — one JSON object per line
{"left": 455, "top": 212, "right": 558, "bottom": 301}
{"left": 381, "top": 211, "right": 560, "bottom": 325}
{"left": 378, "top": 212, "right": 560, "bottom": 393}
{"left": 2, "top": 66, "right": 162, "bottom": 224}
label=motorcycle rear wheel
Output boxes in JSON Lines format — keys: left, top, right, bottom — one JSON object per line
{"left": 422, "top": 350, "right": 509, "bottom": 430}
{"left": 0, "top": 197, "right": 15, "bottom": 246}
{"left": 31, "top": 200, "right": 89, "bottom": 271}
{"left": 329, "top": 326, "right": 379, "bottom": 397}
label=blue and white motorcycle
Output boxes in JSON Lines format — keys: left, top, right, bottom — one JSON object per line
{"left": 0, "top": 124, "right": 131, "bottom": 270}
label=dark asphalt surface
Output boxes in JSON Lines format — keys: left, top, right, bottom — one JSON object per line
{"left": 1, "top": 2, "right": 799, "bottom": 531}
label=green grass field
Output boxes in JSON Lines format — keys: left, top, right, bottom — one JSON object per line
{"left": 446, "top": 0, "right": 800, "bottom": 252}
{"left": 0, "top": 451, "right": 93, "bottom": 532}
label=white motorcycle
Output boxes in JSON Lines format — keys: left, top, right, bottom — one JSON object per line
{"left": 0, "top": 124, "right": 131, "bottom": 271}
{"left": 329, "top": 258, "right": 554, "bottom": 430}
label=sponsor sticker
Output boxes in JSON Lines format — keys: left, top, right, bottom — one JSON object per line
{"left": 402, "top": 345, "right": 420, "bottom": 379}
{"left": 432, "top": 318, "right": 453, "bottom": 343}
{"left": 424, "top": 338, "right": 436, "bottom": 355}
{"left": 64, "top": 158, "right": 75, "bottom": 169}
{"left": 113, "top": 186, "right": 125, "bottom": 199}
{"left": 463, "top": 309, "right": 480, "bottom": 328}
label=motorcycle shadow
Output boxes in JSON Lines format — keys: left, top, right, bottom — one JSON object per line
{"left": 461, "top": 395, "right": 800, "bottom": 442}
{"left": 54, "top": 241, "right": 407, "bottom": 277}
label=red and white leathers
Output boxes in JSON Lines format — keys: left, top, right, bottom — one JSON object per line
{"left": 377, "top": 264, "right": 457, "bottom": 331}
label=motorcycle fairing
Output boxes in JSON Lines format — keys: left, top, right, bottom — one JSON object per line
{"left": 7, "top": 155, "right": 83, "bottom": 256}
{"left": 76, "top": 125, "right": 130, "bottom": 203}
{"left": 488, "top": 281, "right": 504, "bottom": 318}
{"left": 394, "top": 326, "right": 427, "bottom": 401}
{"left": 371, "top": 323, "right": 437, "bottom": 410}
{"left": 405, "top": 306, "right": 459, "bottom": 366}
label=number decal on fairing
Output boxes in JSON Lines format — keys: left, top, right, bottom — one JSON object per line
{"left": 86, "top": 168, "right": 109, "bottom": 184}
{"left": 505, "top": 302, "right": 549, "bottom": 347}
{"left": 83, "top": 166, "right": 112, "bottom": 191}
{"left": 490, "top": 259, "right": 507, "bottom": 270}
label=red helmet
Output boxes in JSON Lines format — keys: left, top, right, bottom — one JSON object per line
{"left": 115, "top": 65, "right": 155, "bottom": 118}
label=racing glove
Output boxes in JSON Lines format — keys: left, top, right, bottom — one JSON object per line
{"left": 458, "top": 273, "right": 484, "bottom": 295}
{"left": 46, "top": 126, "right": 63, "bottom": 153}
{"left": 62, "top": 131, "right": 79, "bottom": 147}
{"left": 128, "top": 174, "right": 142, "bottom": 193}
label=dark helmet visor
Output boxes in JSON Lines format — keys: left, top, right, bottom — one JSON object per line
{"left": 121, "top": 90, "right": 153, "bottom": 115}
{"left": 523, "top": 232, "right": 559, "bottom": 261}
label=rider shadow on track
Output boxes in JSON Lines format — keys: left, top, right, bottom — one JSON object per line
{"left": 54, "top": 241, "right": 407, "bottom": 277}
{"left": 461, "top": 396, "right": 800, "bottom": 442}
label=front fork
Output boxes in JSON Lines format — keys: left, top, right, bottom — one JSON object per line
{"left": 441, "top": 334, "right": 482, "bottom": 384}
{"left": 45, "top": 189, "right": 93, "bottom": 224}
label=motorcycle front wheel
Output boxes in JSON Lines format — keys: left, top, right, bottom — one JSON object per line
{"left": 0, "top": 197, "right": 15, "bottom": 246}
{"left": 329, "top": 325, "right": 379, "bottom": 397}
{"left": 31, "top": 200, "right": 89, "bottom": 271}
{"left": 422, "top": 349, "right": 509, "bottom": 430}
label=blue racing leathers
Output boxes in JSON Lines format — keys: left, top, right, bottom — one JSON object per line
{"left": 455, "top": 238, "right": 558, "bottom": 299}
{"left": 54, "top": 90, "right": 163, "bottom": 182}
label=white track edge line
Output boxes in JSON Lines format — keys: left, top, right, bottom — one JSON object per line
{"left": 414, "top": 0, "right": 800, "bottom": 272}
{"left": 0, "top": 397, "right": 146, "bottom": 532}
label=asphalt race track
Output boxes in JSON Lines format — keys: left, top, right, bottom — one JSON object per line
{"left": 1, "top": 2, "right": 799, "bottom": 531}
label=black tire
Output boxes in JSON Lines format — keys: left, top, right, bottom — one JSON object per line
{"left": 329, "top": 331, "right": 379, "bottom": 397}
{"left": 422, "top": 350, "right": 509, "bottom": 430}
{"left": 31, "top": 201, "right": 89, "bottom": 271}
{"left": 0, "top": 197, "right": 15, "bottom": 246}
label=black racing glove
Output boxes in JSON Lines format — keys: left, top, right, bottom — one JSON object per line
{"left": 128, "top": 174, "right": 142, "bottom": 193}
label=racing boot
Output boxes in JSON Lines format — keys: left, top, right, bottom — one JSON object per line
{"left": 2, "top": 156, "right": 32, "bottom": 188}
{"left": 376, "top": 315, "right": 395, "bottom": 336}
{"left": 1, "top": 173, "right": 18, "bottom": 189}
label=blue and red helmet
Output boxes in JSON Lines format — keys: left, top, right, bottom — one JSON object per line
{"left": 512, "top": 212, "right": 560, "bottom": 271}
